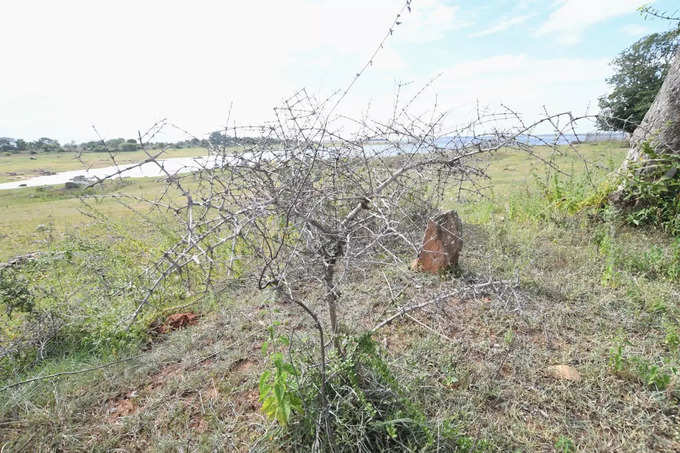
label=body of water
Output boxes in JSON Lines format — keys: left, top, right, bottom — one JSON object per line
{"left": 0, "top": 132, "right": 627, "bottom": 190}
{"left": 0, "top": 155, "right": 222, "bottom": 191}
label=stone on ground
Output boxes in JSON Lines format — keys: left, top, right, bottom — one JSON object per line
{"left": 414, "top": 210, "right": 463, "bottom": 274}
{"left": 546, "top": 364, "right": 581, "bottom": 382}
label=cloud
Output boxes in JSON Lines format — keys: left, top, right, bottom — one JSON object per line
{"left": 0, "top": 1, "right": 623, "bottom": 142}
{"left": 469, "top": 14, "right": 533, "bottom": 38}
{"left": 536, "top": 0, "right": 648, "bottom": 44}
{"left": 0, "top": 0, "right": 463, "bottom": 142}
{"left": 431, "top": 54, "right": 611, "bottom": 130}
{"left": 621, "top": 23, "right": 650, "bottom": 37}
{"left": 328, "top": 52, "right": 614, "bottom": 135}
{"left": 396, "top": 0, "right": 467, "bottom": 44}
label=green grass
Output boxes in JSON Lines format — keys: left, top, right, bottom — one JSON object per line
{"left": 2, "top": 140, "right": 680, "bottom": 451}
{"left": 0, "top": 175, "right": 205, "bottom": 261}
{"left": 0, "top": 176, "right": 212, "bottom": 380}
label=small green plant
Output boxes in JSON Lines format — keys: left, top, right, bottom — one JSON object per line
{"left": 439, "top": 417, "right": 491, "bottom": 451}
{"left": 609, "top": 341, "right": 627, "bottom": 373}
{"left": 601, "top": 256, "right": 620, "bottom": 287}
{"left": 663, "top": 321, "right": 680, "bottom": 351}
{"left": 503, "top": 328, "right": 515, "bottom": 346}
{"left": 632, "top": 359, "right": 673, "bottom": 390}
{"left": 609, "top": 339, "right": 677, "bottom": 391}
{"left": 646, "top": 297, "right": 667, "bottom": 314}
{"left": 555, "top": 435, "right": 576, "bottom": 453}
{"left": 259, "top": 324, "right": 302, "bottom": 426}
{"left": 274, "top": 333, "right": 486, "bottom": 451}
{"left": 622, "top": 142, "right": 680, "bottom": 236}
{"left": 592, "top": 225, "right": 680, "bottom": 287}
{"left": 593, "top": 228, "right": 622, "bottom": 287}
{"left": 669, "top": 240, "right": 680, "bottom": 280}
{"left": 535, "top": 168, "right": 612, "bottom": 216}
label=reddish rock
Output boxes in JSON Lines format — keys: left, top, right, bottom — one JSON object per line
{"left": 415, "top": 211, "right": 463, "bottom": 274}
{"left": 159, "top": 312, "right": 199, "bottom": 333}
{"left": 108, "top": 395, "right": 139, "bottom": 420}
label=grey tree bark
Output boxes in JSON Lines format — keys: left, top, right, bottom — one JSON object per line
{"left": 615, "top": 48, "right": 680, "bottom": 191}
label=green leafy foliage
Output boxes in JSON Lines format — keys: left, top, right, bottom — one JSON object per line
{"left": 280, "top": 334, "right": 487, "bottom": 452}
{"left": 0, "top": 266, "right": 34, "bottom": 318}
{"left": 598, "top": 30, "right": 680, "bottom": 132}
{"left": 622, "top": 142, "right": 680, "bottom": 236}
{"left": 634, "top": 360, "right": 674, "bottom": 390}
{"left": 555, "top": 436, "right": 576, "bottom": 453}
{"left": 0, "top": 217, "right": 202, "bottom": 381}
{"left": 609, "top": 341, "right": 628, "bottom": 374}
{"left": 259, "top": 326, "right": 302, "bottom": 426}
{"left": 664, "top": 321, "right": 680, "bottom": 351}
{"left": 535, "top": 171, "right": 600, "bottom": 214}
{"left": 609, "top": 339, "right": 678, "bottom": 392}
{"left": 532, "top": 153, "right": 680, "bottom": 282}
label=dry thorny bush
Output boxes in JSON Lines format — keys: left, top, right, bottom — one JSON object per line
{"left": 116, "top": 89, "right": 604, "bottom": 335}
{"left": 59, "top": 79, "right": 625, "bottom": 442}
{"left": 96, "top": 92, "right": 599, "bottom": 327}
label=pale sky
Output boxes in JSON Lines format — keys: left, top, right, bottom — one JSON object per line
{"left": 0, "top": 0, "right": 676, "bottom": 142}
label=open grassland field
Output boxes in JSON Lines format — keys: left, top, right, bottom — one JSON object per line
{"left": 0, "top": 177, "right": 185, "bottom": 261}
{"left": 2, "top": 141, "right": 680, "bottom": 451}
{"left": 0, "top": 147, "right": 208, "bottom": 183}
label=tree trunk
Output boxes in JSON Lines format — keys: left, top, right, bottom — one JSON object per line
{"left": 615, "top": 48, "right": 680, "bottom": 193}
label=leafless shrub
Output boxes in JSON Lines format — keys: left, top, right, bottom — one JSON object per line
{"left": 73, "top": 81, "right": 613, "bottom": 443}
{"left": 99, "top": 91, "right": 601, "bottom": 335}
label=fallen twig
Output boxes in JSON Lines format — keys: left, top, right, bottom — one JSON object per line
{"left": 0, "top": 355, "right": 143, "bottom": 393}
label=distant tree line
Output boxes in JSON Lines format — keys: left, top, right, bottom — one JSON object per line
{"left": 0, "top": 132, "right": 283, "bottom": 155}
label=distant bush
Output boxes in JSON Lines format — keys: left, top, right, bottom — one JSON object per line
{"left": 119, "top": 141, "right": 139, "bottom": 151}
{"left": 0, "top": 266, "right": 34, "bottom": 318}
{"left": 597, "top": 30, "right": 680, "bottom": 133}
